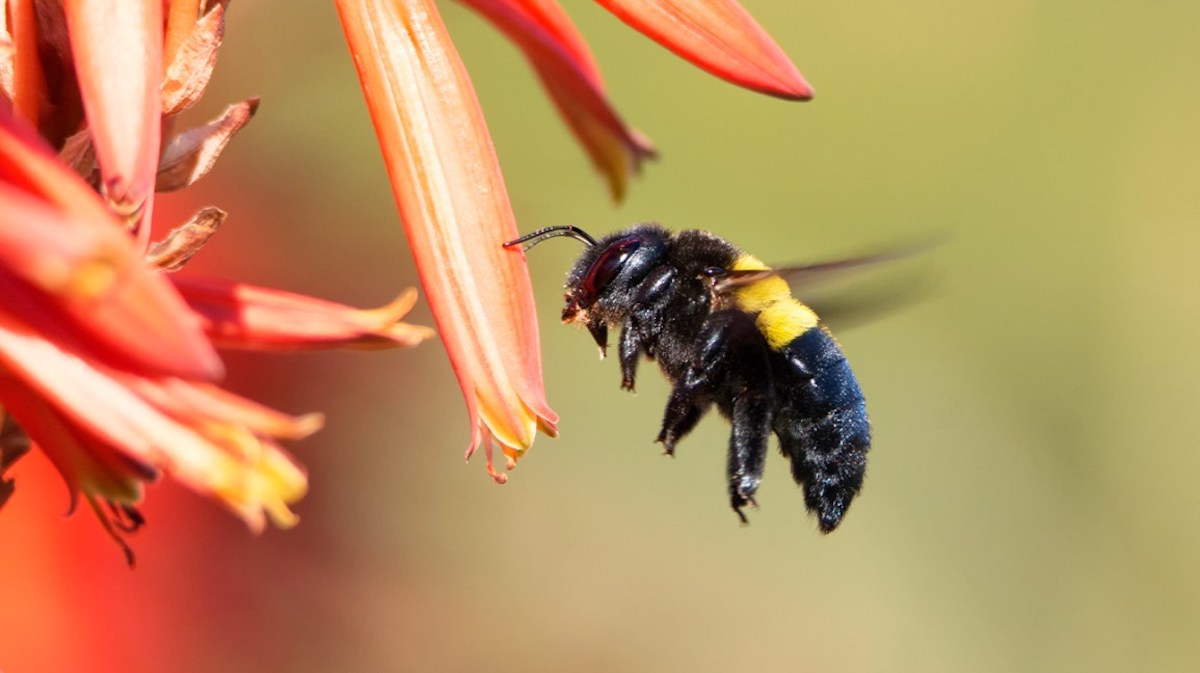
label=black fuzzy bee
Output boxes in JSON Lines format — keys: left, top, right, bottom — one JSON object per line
{"left": 507, "top": 224, "right": 876, "bottom": 532}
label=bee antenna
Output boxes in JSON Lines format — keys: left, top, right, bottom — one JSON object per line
{"left": 503, "top": 225, "right": 597, "bottom": 252}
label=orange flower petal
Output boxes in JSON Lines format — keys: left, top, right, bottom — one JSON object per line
{"left": 0, "top": 101, "right": 112, "bottom": 225}
{"left": 0, "top": 311, "right": 310, "bottom": 532}
{"left": 63, "top": 0, "right": 163, "bottom": 240}
{"left": 0, "top": 107, "right": 223, "bottom": 381}
{"left": 0, "top": 372, "right": 153, "bottom": 509}
{"left": 337, "top": 0, "right": 557, "bottom": 481}
{"left": 8, "top": 0, "right": 45, "bottom": 127}
{"left": 172, "top": 276, "right": 435, "bottom": 351}
{"left": 595, "top": 0, "right": 813, "bottom": 100}
{"left": 460, "top": 0, "right": 655, "bottom": 201}
{"left": 127, "top": 378, "right": 323, "bottom": 443}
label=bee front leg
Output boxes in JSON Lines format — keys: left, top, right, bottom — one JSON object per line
{"left": 619, "top": 266, "right": 678, "bottom": 392}
{"left": 618, "top": 321, "right": 641, "bottom": 392}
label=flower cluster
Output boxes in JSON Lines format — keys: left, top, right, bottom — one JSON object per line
{"left": 0, "top": 0, "right": 809, "bottom": 562}
{"left": 0, "top": 0, "right": 431, "bottom": 563}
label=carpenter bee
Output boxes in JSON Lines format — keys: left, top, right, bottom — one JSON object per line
{"left": 507, "top": 224, "right": 881, "bottom": 532}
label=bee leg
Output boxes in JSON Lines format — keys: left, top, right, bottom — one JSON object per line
{"left": 680, "top": 310, "right": 773, "bottom": 522}
{"left": 619, "top": 267, "right": 679, "bottom": 392}
{"left": 618, "top": 321, "right": 641, "bottom": 392}
{"left": 661, "top": 309, "right": 774, "bottom": 521}
{"left": 726, "top": 358, "right": 773, "bottom": 524}
{"left": 655, "top": 309, "right": 744, "bottom": 455}
{"left": 656, "top": 381, "right": 710, "bottom": 456}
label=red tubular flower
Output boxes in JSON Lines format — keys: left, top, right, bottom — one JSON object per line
{"left": 338, "top": 0, "right": 558, "bottom": 482}
{"left": 0, "top": 113, "right": 314, "bottom": 558}
{"left": 0, "top": 3, "right": 436, "bottom": 560}
{"left": 62, "top": 0, "right": 164, "bottom": 243}
{"left": 458, "top": 0, "right": 656, "bottom": 201}
{"left": 0, "top": 105, "right": 222, "bottom": 382}
{"left": 174, "top": 277, "right": 435, "bottom": 351}
{"left": 0, "top": 309, "right": 315, "bottom": 554}
{"left": 594, "top": 0, "right": 814, "bottom": 100}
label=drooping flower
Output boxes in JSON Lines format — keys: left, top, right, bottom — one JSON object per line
{"left": 593, "top": 0, "right": 814, "bottom": 100}
{"left": 336, "top": 0, "right": 810, "bottom": 481}
{"left": 456, "top": 0, "right": 656, "bottom": 201}
{"left": 339, "top": 0, "right": 558, "bottom": 482}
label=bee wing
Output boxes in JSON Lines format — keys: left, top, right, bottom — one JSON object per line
{"left": 803, "top": 272, "right": 937, "bottom": 329}
{"left": 712, "top": 240, "right": 941, "bottom": 328}
{"left": 712, "top": 247, "right": 918, "bottom": 294}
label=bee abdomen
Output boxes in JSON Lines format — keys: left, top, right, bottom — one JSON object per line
{"left": 772, "top": 326, "right": 871, "bottom": 532}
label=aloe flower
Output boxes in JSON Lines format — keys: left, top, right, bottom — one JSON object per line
{"left": 0, "top": 1, "right": 432, "bottom": 561}
{"left": 336, "top": 0, "right": 810, "bottom": 481}
{"left": 0, "top": 103, "right": 315, "bottom": 563}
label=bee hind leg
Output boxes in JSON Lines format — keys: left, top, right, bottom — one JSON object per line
{"left": 658, "top": 309, "right": 774, "bottom": 522}
{"left": 725, "top": 352, "right": 773, "bottom": 523}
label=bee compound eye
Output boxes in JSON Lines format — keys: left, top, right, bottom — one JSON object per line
{"left": 582, "top": 238, "right": 641, "bottom": 299}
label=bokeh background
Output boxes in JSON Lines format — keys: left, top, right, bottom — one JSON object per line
{"left": 3, "top": 1, "right": 1199, "bottom": 671}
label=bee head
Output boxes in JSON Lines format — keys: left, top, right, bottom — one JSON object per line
{"left": 505, "top": 223, "right": 670, "bottom": 353}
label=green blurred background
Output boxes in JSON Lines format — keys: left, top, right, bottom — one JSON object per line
{"left": 6, "top": 1, "right": 1200, "bottom": 671}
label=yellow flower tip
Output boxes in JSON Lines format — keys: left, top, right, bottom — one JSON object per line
{"left": 390, "top": 323, "right": 437, "bottom": 345}
{"left": 349, "top": 287, "right": 436, "bottom": 348}
{"left": 266, "top": 502, "right": 301, "bottom": 529}
{"left": 374, "top": 319, "right": 436, "bottom": 349}
{"left": 375, "top": 286, "right": 419, "bottom": 318}
{"left": 471, "top": 394, "right": 556, "bottom": 481}
{"left": 292, "top": 412, "right": 326, "bottom": 439}
{"left": 499, "top": 443, "right": 521, "bottom": 461}
{"left": 209, "top": 436, "right": 308, "bottom": 534}
{"left": 479, "top": 405, "right": 539, "bottom": 455}
{"left": 263, "top": 447, "right": 309, "bottom": 497}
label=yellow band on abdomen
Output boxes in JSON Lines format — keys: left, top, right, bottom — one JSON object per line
{"left": 731, "top": 254, "right": 819, "bottom": 350}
